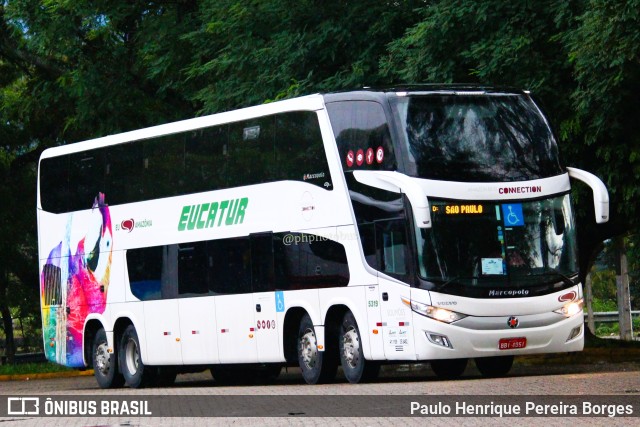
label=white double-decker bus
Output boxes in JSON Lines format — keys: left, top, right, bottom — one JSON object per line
{"left": 38, "top": 86, "right": 609, "bottom": 388}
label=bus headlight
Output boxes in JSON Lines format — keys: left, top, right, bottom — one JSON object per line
{"left": 554, "top": 299, "right": 584, "bottom": 317}
{"left": 405, "top": 299, "right": 467, "bottom": 323}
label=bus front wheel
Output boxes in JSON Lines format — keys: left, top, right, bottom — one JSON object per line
{"left": 92, "top": 328, "right": 124, "bottom": 389}
{"left": 119, "top": 325, "right": 154, "bottom": 388}
{"left": 339, "top": 311, "right": 380, "bottom": 383}
{"left": 297, "top": 314, "right": 337, "bottom": 384}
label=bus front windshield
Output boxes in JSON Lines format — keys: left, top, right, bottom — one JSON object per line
{"left": 417, "top": 195, "right": 578, "bottom": 294}
{"left": 392, "top": 94, "right": 564, "bottom": 182}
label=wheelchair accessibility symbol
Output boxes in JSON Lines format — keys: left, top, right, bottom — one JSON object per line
{"left": 275, "top": 291, "right": 285, "bottom": 312}
{"left": 501, "top": 204, "right": 524, "bottom": 226}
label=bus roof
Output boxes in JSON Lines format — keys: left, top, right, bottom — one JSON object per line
{"left": 39, "top": 85, "right": 529, "bottom": 160}
{"left": 39, "top": 93, "right": 326, "bottom": 160}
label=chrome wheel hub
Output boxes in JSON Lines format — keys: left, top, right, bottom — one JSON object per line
{"left": 300, "top": 329, "right": 318, "bottom": 369}
{"left": 342, "top": 327, "right": 360, "bottom": 369}
{"left": 125, "top": 338, "right": 140, "bottom": 375}
{"left": 95, "top": 343, "right": 110, "bottom": 375}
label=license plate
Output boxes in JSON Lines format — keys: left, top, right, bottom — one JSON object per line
{"left": 499, "top": 337, "right": 527, "bottom": 350}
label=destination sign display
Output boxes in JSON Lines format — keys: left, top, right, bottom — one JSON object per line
{"left": 432, "top": 204, "right": 485, "bottom": 215}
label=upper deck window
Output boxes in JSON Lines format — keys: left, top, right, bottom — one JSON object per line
{"left": 326, "top": 101, "right": 397, "bottom": 172}
{"left": 39, "top": 111, "right": 332, "bottom": 213}
{"left": 392, "top": 94, "right": 563, "bottom": 182}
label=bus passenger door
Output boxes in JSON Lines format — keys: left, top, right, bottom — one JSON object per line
{"left": 251, "top": 233, "right": 281, "bottom": 362}
{"left": 253, "top": 292, "right": 280, "bottom": 361}
{"left": 173, "top": 242, "right": 219, "bottom": 364}
{"left": 376, "top": 219, "right": 416, "bottom": 360}
{"left": 211, "top": 237, "right": 258, "bottom": 364}
{"left": 126, "top": 244, "right": 183, "bottom": 365}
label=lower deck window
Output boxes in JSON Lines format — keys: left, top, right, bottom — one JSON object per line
{"left": 127, "top": 232, "right": 349, "bottom": 300}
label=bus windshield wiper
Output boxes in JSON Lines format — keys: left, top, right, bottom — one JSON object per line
{"left": 432, "top": 276, "right": 480, "bottom": 291}
{"left": 535, "top": 270, "right": 577, "bottom": 287}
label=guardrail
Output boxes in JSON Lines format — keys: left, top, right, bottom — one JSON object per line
{"left": 586, "top": 311, "right": 640, "bottom": 323}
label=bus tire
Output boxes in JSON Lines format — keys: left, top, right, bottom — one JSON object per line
{"left": 431, "top": 358, "right": 468, "bottom": 379}
{"left": 92, "top": 328, "right": 124, "bottom": 389}
{"left": 339, "top": 311, "right": 379, "bottom": 383}
{"left": 475, "top": 355, "right": 514, "bottom": 377}
{"left": 119, "top": 325, "right": 155, "bottom": 388}
{"left": 297, "top": 314, "right": 336, "bottom": 384}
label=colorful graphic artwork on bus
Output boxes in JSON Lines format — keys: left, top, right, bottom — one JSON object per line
{"left": 40, "top": 193, "right": 113, "bottom": 367}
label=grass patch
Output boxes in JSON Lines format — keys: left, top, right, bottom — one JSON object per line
{"left": 0, "top": 362, "right": 76, "bottom": 376}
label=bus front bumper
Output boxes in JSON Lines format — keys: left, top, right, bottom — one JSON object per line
{"left": 412, "top": 310, "right": 585, "bottom": 360}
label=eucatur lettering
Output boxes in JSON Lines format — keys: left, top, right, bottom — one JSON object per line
{"left": 178, "top": 197, "right": 248, "bottom": 231}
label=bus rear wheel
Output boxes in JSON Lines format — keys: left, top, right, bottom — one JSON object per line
{"left": 475, "top": 355, "right": 514, "bottom": 377}
{"left": 431, "top": 358, "right": 468, "bottom": 379}
{"left": 339, "top": 311, "right": 380, "bottom": 383}
{"left": 92, "top": 328, "right": 124, "bottom": 389}
{"left": 297, "top": 314, "right": 337, "bottom": 384}
{"left": 119, "top": 325, "right": 155, "bottom": 388}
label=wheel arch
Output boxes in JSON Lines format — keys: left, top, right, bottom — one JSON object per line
{"left": 110, "top": 310, "right": 147, "bottom": 361}
{"left": 322, "top": 297, "right": 373, "bottom": 360}
{"left": 83, "top": 318, "right": 105, "bottom": 368}
{"left": 282, "top": 306, "right": 307, "bottom": 364}
{"left": 323, "top": 304, "right": 350, "bottom": 347}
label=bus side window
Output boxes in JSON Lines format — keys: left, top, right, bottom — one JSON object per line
{"left": 326, "top": 101, "right": 396, "bottom": 172}
{"left": 69, "top": 150, "right": 105, "bottom": 211}
{"left": 228, "top": 116, "right": 275, "bottom": 188}
{"left": 106, "top": 143, "right": 144, "bottom": 206}
{"left": 346, "top": 173, "right": 406, "bottom": 275}
{"left": 358, "top": 222, "right": 378, "bottom": 270}
{"left": 184, "top": 125, "right": 228, "bottom": 193}
{"left": 208, "top": 238, "right": 251, "bottom": 294}
{"left": 377, "top": 219, "right": 409, "bottom": 277}
{"left": 272, "top": 232, "right": 350, "bottom": 290}
{"left": 40, "top": 155, "right": 70, "bottom": 213}
{"left": 275, "top": 112, "right": 332, "bottom": 189}
{"left": 144, "top": 134, "right": 185, "bottom": 199}
{"left": 161, "top": 245, "right": 179, "bottom": 299}
{"left": 177, "top": 242, "right": 208, "bottom": 296}
{"left": 127, "top": 246, "right": 163, "bottom": 301}
{"left": 251, "top": 233, "right": 275, "bottom": 293}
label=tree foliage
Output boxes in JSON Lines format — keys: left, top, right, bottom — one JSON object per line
{"left": 183, "top": 0, "right": 423, "bottom": 112}
{"left": 1, "top": 0, "right": 639, "bottom": 357}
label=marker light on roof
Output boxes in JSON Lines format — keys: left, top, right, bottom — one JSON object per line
{"left": 454, "top": 91, "right": 486, "bottom": 96}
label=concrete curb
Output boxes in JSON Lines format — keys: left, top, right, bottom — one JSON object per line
{"left": 0, "top": 369, "right": 94, "bottom": 382}
{"left": 516, "top": 347, "right": 640, "bottom": 366}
